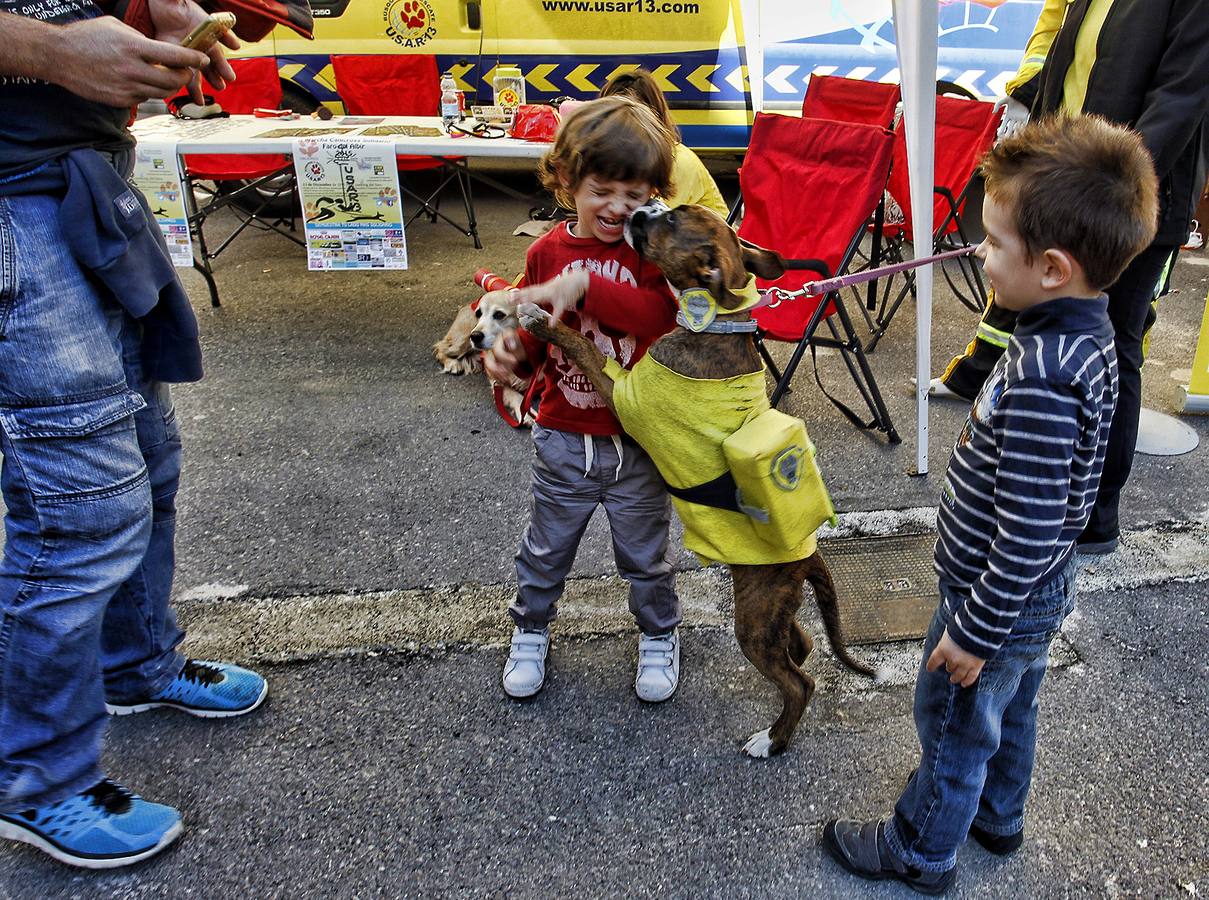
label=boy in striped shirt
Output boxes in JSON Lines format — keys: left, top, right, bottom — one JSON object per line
{"left": 823, "top": 115, "right": 1159, "bottom": 894}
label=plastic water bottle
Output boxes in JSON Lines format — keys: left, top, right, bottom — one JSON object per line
{"left": 440, "top": 72, "right": 460, "bottom": 127}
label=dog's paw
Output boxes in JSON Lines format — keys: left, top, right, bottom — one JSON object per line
{"left": 517, "top": 302, "right": 552, "bottom": 336}
{"left": 441, "top": 354, "right": 481, "bottom": 376}
{"left": 741, "top": 729, "right": 775, "bottom": 759}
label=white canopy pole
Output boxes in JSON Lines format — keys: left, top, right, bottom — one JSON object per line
{"left": 891, "top": 0, "right": 938, "bottom": 475}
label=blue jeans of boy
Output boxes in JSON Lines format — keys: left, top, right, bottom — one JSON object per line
{"left": 0, "top": 189, "right": 185, "bottom": 813}
{"left": 884, "top": 554, "right": 1078, "bottom": 873}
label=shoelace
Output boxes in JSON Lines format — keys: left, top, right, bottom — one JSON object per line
{"left": 82, "top": 779, "right": 134, "bottom": 816}
{"left": 180, "top": 659, "right": 224, "bottom": 685}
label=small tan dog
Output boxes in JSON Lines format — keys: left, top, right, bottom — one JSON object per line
{"left": 433, "top": 291, "right": 532, "bottom": 425}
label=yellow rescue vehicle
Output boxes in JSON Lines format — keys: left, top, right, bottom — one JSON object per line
{"left": 236, "top": 0, "right": 1039, "bottom": 150}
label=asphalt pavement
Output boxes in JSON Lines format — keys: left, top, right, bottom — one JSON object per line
{"left": 1, "top": 163, "right": 1207, "bottom": 898}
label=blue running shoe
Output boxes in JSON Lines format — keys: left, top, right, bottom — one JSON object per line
{"left": 0, "top": 778, "right": 181, "bottom": 869}
{"left": 106, "top": 659, "right": 268, "bottom": 719}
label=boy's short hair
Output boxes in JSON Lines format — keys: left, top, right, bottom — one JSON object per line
{"left": 538, "top": 96, "right": 675, "bottom": 210}
{"left": 599, "top": 68, "right": 681, "bottom": 141}
{"left": 980, "top": 114, "right": 1159, "bottom": 290}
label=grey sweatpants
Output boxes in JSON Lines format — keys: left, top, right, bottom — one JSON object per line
{"left": 510, "top": 424, "right": 680, "bottom": 634}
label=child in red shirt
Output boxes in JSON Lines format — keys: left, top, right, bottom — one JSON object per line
{"left": 487, "top": 97, "right": 682, "bottom": 703}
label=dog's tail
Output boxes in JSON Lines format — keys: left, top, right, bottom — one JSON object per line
{"left": 806, "top": 561, "right": 879, "bottom": 680}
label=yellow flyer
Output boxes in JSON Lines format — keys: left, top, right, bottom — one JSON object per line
{"left": 130, "top": 139, "right": 193, "bottom": 268}
{"left": 293, "top": 137, "right": 407, "bottom": 271}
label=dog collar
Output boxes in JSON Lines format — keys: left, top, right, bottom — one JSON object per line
{"left": 675, "top": 310, "right": 758, "bottom": 333}
{"left": 675, "top": 278, "right": 761, "bottom": 333}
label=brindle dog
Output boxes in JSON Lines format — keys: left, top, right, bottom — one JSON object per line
{"left": 517, "top": 202, "right": 877, "bottom": 758}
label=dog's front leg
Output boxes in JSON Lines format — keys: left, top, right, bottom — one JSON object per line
{"left": 517, "top": 303, "right": 617, "bottom": 413}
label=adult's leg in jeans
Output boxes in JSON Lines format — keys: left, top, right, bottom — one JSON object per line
{"left": 511, "top": 426, "right": 598, "bottom": 629}
{"left": 1082, "top": 241, "right": 1179, "bottom": 543}
{"left": 0, "top": 195, "right": 152, "bottom": 812}
{"left": 101, "top": 320, "right": 186, "bottom": 702}
{"left": 600, "top": 440, "right": 679, "bottom": 635}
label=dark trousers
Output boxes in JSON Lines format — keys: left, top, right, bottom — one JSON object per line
{"left": 939, "top": 241, "right": 1178, "bottom": 541}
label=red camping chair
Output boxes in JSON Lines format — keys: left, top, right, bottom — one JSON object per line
{"left": 864, "top": 93, "right": 1001, "bottom": 349}
{"left": 801, "top": 75, "right": 903, "bottom": 344}
{"left": 174, "top": 57, "right": 303, "bottom": 306}
{"left": 802, "top": 74, "right": 901, "bottom": 128}
{"left": 330, "top": 54, "right": 480, "bottom": 248}
{"left": 736, "top": 113, "right": 899, "bottom": 443}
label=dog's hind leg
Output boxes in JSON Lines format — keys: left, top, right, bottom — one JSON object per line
{"left": 731, "top": 561, "right": 815, "bottom": 758}
{"left": 788, "top": 621, "right": 814, "bottom": 668}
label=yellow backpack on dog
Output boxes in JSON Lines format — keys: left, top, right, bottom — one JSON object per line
{"left": 722, "top": 407, "right": 837, "bottom": 552}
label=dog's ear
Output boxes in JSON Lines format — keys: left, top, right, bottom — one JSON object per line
{"left": 707, "top": 267, "right": 726, "bottom": 302}
{"left": 738, "top": 237, "right": 786, "bottom": 280}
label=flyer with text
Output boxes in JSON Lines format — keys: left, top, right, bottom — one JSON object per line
{"left": 130, "top": 140, "right": 193, "bottom": 268}
{"left": 293, "top": 137, "right": 407, "bottom": 271}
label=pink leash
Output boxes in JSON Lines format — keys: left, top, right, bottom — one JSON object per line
{"left": 756, "top": 245, "right": 976, "bottom": 307}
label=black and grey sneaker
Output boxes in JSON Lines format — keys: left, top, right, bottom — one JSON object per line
{"left": 969, "top": 822, "right": 1024, "bottom": 855}
{"left": 822, "top": 819, "right": 955, "bottom": 895}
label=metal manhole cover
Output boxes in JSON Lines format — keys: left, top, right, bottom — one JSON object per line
{"left": 818, "top": 532, "right": 938, "bottom": 645}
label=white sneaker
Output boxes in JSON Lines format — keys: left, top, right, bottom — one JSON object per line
{"left": 635, "top": 629, "right": 680, "bottom": 702}
{"left": 502, "top": 627, "right": 549, "bottom": 698}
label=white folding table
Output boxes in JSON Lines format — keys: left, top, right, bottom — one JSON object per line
{"left": 130, "top": 114, "right": 549, "bottom": 304}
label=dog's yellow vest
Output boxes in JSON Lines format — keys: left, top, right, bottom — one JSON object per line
{"left": 604, "top": 354, "right": 830, "bottom": 566}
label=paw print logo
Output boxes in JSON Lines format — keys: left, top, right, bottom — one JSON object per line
{"left": 385, "top": 0, "right": 435, "bottom": 44}
{"left": 400, "top": 0, "right": 426, "bottom": 30}
{"left": 375, "top": 187, "right": 397, "bottom": 208}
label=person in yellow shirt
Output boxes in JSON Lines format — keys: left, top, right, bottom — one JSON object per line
{"left": 600, "top": 68, "right": 729, "bottom": 219}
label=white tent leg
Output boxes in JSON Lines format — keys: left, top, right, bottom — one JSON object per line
{"left": 891, "top": 0, "right": 938, "bottom": 476}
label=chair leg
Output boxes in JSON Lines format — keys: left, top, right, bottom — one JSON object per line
{"left": 755, "top": 332, "right": 784, "bottom": 387}
{"left": 866, "top": 273, "right": 914, "bottom": 353}
{"left": 769, "top": 297, "right": 831, "bottom": 408}
{"left": 454, "top": 161, "right": 481, "bottom": 250}
{"left": 770, "top": 295, "right": 900, "bottom": 444}
{"left": 829, "top": 304, "right": 900, "bottom": 443}
{"left": 865, "top": 199, "right": 886, "bottom": 314}
{"left": 183, "top": 175, "right": 221, "bottom": 307}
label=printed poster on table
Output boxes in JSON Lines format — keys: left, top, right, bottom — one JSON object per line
{"left": 293, "top": 137, "right": 407, "bottom": 271}
{"left": 130, "top": 140, "right": 193, "bottom": 268}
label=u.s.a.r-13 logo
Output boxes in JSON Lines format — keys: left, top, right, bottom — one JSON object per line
{"left": 383, "top": 0, "right": 437, "bottom": 47}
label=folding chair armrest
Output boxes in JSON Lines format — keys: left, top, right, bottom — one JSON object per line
{"left": 726, "top": 195, "right": 744, "bottom": 227}
{"left": 782, "top": 258, "right": 833, "bottom": 279}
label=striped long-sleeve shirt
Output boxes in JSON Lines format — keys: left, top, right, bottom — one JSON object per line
{"left": 935, "top": 296, "right": 1118, "bottom": 658}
